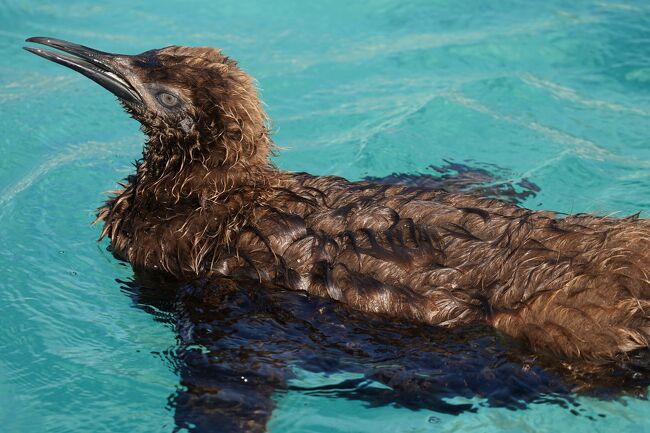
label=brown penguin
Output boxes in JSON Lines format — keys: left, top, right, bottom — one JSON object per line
{"left": 25, "top": 37, "right": 650, "bottom": 361}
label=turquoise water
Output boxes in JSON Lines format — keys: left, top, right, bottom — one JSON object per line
{"left": 2, "top": 0, "right": 650, "bottom": 432}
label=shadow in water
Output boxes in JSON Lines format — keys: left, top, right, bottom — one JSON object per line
{"left": 118, "top": 162, "right": 648, "bottom": 433}
{"left": 365, "top": 160, "right": 540, "bottom": 205}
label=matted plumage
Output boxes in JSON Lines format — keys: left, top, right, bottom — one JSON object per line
{"left": 25, "top": 37, "right": 650, "bottom": 362}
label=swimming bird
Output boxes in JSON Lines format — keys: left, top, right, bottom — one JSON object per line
{"left": 25, "top": 37, "right": 650, "bottom": 361}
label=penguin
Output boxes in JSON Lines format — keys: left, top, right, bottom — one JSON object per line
{"left": 25, "top": 36, "right": 650, "bottom": 361}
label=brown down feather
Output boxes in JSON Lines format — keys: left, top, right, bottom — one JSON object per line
{"left": 96, "top": 45, "right": 650, "bottom": 361}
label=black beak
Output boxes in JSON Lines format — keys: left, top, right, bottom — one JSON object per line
{"left": 24, "top": 37, "right": 143, "bottom": 105}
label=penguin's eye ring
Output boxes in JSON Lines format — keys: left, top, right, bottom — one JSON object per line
{"left": 156, "top": 92, "right": 180, "bottom": 108}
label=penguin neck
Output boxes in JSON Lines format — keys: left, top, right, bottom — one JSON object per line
{"left": 134, "top": 132, "right": 276, "bottom": 206}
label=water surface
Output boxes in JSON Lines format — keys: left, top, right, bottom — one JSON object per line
{"left": 2, "top": 1, "right": 650, "bottom": 432}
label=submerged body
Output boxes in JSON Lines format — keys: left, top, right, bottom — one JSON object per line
{"left": 26, "top": 37, "right": 650, "bottom": 361}
{"left": 98, "top": 169, "right": 650, "bottom": 360}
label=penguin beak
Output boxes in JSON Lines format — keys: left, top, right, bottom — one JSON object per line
{"left": 24, "top": 37, "right": 143, "bottom": 105}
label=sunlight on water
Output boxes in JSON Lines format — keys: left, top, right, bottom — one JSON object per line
{"left": 1, "top": 1, "right": 650, "bottom": 432}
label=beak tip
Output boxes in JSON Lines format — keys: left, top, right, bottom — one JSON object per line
{"left": 26, "top": 36, "right": 49, "bottom": 43}
{"left": 23, "top": 46, "right": 44, "bottom": 56}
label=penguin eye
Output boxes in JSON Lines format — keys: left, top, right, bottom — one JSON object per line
{"left": 156, "top": 92, "right": 180, "bottom": 108}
